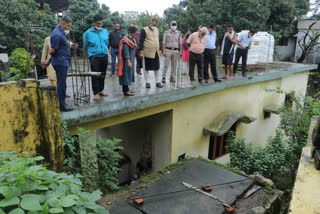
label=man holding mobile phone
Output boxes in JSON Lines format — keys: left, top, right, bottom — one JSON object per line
{"left": 233, "top": 29, "right": 255, "bottom": 77}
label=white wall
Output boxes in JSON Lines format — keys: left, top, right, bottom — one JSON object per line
{"left": 96, "top": 111, "right": 173, "bottom": 173}
{"left": 276, "top": 37, "right": 297, "bottom": 61}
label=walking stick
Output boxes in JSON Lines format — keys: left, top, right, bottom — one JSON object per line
{"left": 177, "top": 55, "right": 182, "bottom": 88}
{"left": 265, "top": 25, "right": 272, "bottom": 72}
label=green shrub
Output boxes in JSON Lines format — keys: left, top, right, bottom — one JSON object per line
{"left": 228, "top": 133, "right": 287, "bottom": 179}
{"left": 0, "top": 152, "right": 109, "bottom": 214}
{"left": 228, "top": 92, "right": 320, "bottom": 184}
{"left": 9, "top": 48, "right": 34, "bottom": 80}
{"left": 62, "top": 123, "right": 123, "bottom": 193}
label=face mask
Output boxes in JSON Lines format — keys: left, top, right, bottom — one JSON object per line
{"left": 64, "top": 30, "right": 70, "bottom": 35}
{"left": 94, "top": 26, "right": 102, "bottom": 31}
{"left": 199, "top": 34, "right": 203, "bottom": 39}
{"left": 171, "top": 26, "right": 177, "bottom": 31}
{"left": 151, "top": 26, "right": 156, "bottom": 30}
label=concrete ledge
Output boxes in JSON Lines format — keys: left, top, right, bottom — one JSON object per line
{"left": 62, "top": 63, "right": 316, "bottom": 127}
{"left": 203, "top": 112, "right": 256, "bottom": 136}
{"left": 289, "top": 116, "right": 320, "bottom": 214}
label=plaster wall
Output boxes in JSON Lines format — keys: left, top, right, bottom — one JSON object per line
{"left": 71, "top": 72, "right": 309, "bottom": 166}
{"left": 97, "top": 111, "right": 172, "bottom": 172}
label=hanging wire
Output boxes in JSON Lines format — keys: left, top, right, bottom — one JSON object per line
{"left": 128, "top": 178, "right": 251, "bottom": 200}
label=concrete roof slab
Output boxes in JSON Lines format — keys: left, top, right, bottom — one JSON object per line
{"left": 109, "top": 159, "right": 253, "bottom": 214}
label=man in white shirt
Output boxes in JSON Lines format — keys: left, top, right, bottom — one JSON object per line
{"left": 233, "top": 29, "right": 255, "bottom": 77}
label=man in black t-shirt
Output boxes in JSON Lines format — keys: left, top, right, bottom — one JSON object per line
{"left": 109, "top": 22, "right": 125, "bottom": 77}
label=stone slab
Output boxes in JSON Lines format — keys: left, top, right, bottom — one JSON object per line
{"left": 109, "top": 159, "right": 253, "bottom": 214}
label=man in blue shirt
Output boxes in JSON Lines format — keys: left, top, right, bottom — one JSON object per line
{"left": 204, "top": 24, "right": 220, "bottom": 83}
{"left": 233, "top": 29, "right": 256, "bottom": 77}
{"left": 83, "top": 14, "right": 109, "bottom": 101}
{"left": 49, "top": 16, "right": 73, "bottom": 112}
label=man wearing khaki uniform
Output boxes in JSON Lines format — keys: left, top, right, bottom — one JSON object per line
{"left": 162, "top": 21, "right": 182, "bottom": 83}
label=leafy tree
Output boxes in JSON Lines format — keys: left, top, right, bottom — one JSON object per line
{"left": 296, "top": 21, "right": 320, "bottom": 63}
{"left": 67, "top": 0, "right": 126, "bottom": 47}
{"left": 164, "top": 0, "right": 311, "bottom": 45}
{"left": 294, "top": 0, "right": 310, "bottom": 17}
{"left": 265, "top": 0, "right": 295, "bottom": 32}
{"left": 0, "top": 0, "right": 56, "bottom": 74}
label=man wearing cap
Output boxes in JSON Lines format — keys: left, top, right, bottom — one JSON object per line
{"left": 162, "top": 21, "right": 182, "bottom": 83}
{"left": 233, "top": 29, "right": 256, "bottom": 77}
{"left": 204, "top": 24, "right": 221, "bottom": 83}
{"left": 187, "top": 27, "right": 208, "bottom": 84}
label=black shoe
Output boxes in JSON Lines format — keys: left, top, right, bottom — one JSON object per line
{"left": 60, "top": 104, "right": 74, "bottom": 112}
{"left": 214, "top": 79, "right": 221, "bottom": 82}
{"left": 170, "top": 78, "right": 176, "bottom": 83}
{"left": 162, "top": 77, "right": 166, "bottom": 84}
{"left": 205, "top": 80, "right": 209, "bottom": 84}
{"left": 156, "top": 83, "right": 163, "bottom": 88}
{"left": 124, "top": 91, "right": 134, "bottom": 96}
{"left": 146, "top": 83, "right": 151, "bottom": 88}
{"left": 199, "top": 81, "right": 203, "bottom": 85}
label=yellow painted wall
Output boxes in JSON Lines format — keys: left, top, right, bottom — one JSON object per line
{"left": 70, "top": 71, "right": 309, "bottom": 166}
{"left": 0, "top": 80, "right": 64, "bottom": 171}
{"left": 289, "top": 116, "right": 320, "bottom": 214}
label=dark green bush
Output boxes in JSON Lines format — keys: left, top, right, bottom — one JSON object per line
{"left": 62, "top": 122, "right": 123, "bottom": 193}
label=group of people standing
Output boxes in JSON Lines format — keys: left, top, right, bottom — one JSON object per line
{"left": 182, "top": 24, "right": 256, "bottom": 84}
{"left": 42, "top": 15, "right": 256, "bottom": 112}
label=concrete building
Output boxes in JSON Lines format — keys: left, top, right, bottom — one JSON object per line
{"left": 123, "top": 11, "right": 139, "bottom": 21}
{"left": 61, "top": 62, "right": 314, "bottom": 173}
{"left": 275, "top": 37, "right": 297, "bottom": 61}
{"left": 275, "top": 19, "right": 320, "bottom": 63}
{"left": 294, "top": 19, "right": 320, "bottom": 64}
{"left": 0, "top": 61, "right": 315, "bottom": 174}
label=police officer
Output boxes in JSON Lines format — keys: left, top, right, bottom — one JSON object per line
{"left": 162, "top": 21, "right": 182, "bottom": 83}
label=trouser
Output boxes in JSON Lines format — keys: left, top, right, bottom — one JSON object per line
{"left": 90, "top": 55, "right": 108, "bottom": 95}
{"left": 189, "top": 51, "right": 204, "bottom": 82}
{"left": 182, "top": 61, "right": 189, "bottom": 74}
{"left": 144, "top": 70, "right": 160, "bottom": 83}
{"left": 122, "top": 85, "right": 129, "bottom": 93}
{"left": 50, "top": 79, "right": 57, "bottom": 86}
{"left": 162, "top": 49, "right": 179, "bottom": 80}
{"left": 111, "top": 48, "right": 119, "bottom": 75}
{"left": 234, "top": 48, "right": 248, "bottom": 76}
{"left": 53, "top": 65, "right": 68, "bottom": 107}
{"left": 204, "top": 48, "right": 218, "bottom": 80}
{"left": 135, "top": 51, "right": 142, "bottom": 73}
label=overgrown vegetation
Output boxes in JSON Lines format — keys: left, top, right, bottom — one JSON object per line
{"left": 8, "top": 48, "right": 34, "bottom": 80}
{"left": 227, "top": 90, "right": 320, "bottom": 212}
{"left": 0, "top": 152, "right": 108, "bottom": 214}
{"left": 62, "top": 122, "right": 123, "bottom": 194}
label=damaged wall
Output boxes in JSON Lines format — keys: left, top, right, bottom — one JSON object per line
{"left": 0, "top": 79, "right": 64, "bottom": 171}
